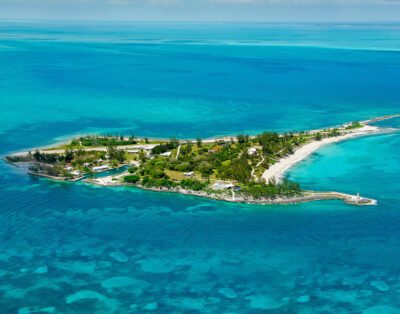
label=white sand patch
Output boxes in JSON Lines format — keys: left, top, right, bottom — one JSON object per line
{"left": 262, "top": 125, "right": 381, "bottom": 183}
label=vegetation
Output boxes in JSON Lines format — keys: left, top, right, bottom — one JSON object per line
{"left": 77, "top": 135, "right": 138, "bottom": 147}
{"left": 128, "top": 165, "right": 138, "bottom": 173}
{"left": 5, "top": 154, "right": 34, "bottom": 163}
{"left": 123, "top": 130, "right": 308, "bottom": 198}
{"left": 106, "top": 144, "right": 126, "bottom": 163}
{"left": 123, "top": 175, "right": 140, "bottom": 184}
{"left": 346, "top": 121, "right": 363, "bottom": 130}
{"left": 152, "top": 139, "right": 179, "bottom": 155}
{"left": 9, "top": 119, "right": 368, "bottom": 200}
{"left": 315, "top": 132, "right": 323, "bottom": 141}
{"left": 33, "top": 150, "right": 63, "bottom": 163}
{"left": 241, "top": 180, "right": 301, "bottom": 198}
{"left": 180, "top": 179, "right": 208, "bottom": 191}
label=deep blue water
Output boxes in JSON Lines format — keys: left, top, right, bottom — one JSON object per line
{"left": 1, "top": 21, "right": 400, "bottom": 313}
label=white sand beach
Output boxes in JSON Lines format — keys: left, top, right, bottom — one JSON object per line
{"left": 262, "top": 125, "right": 381, "bottom": 183}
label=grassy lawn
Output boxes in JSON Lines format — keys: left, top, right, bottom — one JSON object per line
{"left": 125, "top": 153, "right": 138, "bottom": 162}
{"left": 165, "top": 169, "right": 186, "bottom": 181}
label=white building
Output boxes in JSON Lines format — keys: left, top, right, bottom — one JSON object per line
{"left": 212, "top": 182, "right": 235, "bottom": 190}
{"left": 71, "top": 170, "right": 81, "bottom": 176}
{"left": 247, "top": 147, "right": 257, "bottom": 155}
{"left": 184, "top": 171, "right": 194, "bottom": 178}
{"left": 160, "top": 151, "right": 172, "bottom": 157}
{"left": 92, "top": 165, "right": 110, "bottom": 172}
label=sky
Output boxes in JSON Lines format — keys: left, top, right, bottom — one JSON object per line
{"left": 0, "top": 0, "right": 400, "bottom": 22}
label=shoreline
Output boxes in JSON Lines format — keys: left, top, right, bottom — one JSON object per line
{"left": 262, "top": 124, "right": 394, "bottom": 183}
{"left": 85, "top": 179, "right": 377, "bottom": 206}
{"left": 10, "top": 114, "right": 399, "bottom": 157}
{"left": 5, "top": 114, "right": 398, "bottom": 207}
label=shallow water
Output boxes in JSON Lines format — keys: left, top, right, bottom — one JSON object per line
{"left": 1, "top": 22, "right": 400, "bottom": 313}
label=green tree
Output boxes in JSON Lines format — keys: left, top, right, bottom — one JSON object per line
{"left": 123, "top": 175, "right": 140, "bottom": 183}
{"left": 65, "top": 149, "right": 74, "bottom": 163}
{"left": 128, "top": 165, "right": 138, "bottom": 173}
{"left": 106, "top": 144, "right": 117, "bottom": 160}
{"left": 198, "top": 161, "right": 213, "bottom": 178}
{"left": 315, "top": 132, "right": 323, "bottom": 141}
{"left": 237, "top": 134, "right": 250, "bottom": 144}
{"left": 139, "top": 150, "right": 147, "bottom": 162}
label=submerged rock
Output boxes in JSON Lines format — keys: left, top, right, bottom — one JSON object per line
{"left": 359, "top": 290, "right": 373, "bottom": 297}
{"left": 371, "top": 280, "right": 390, "bottom": 292}
{"left": 247, "top": 295, "right": 284, "bottom": 310}
{"left": 318, "top": 289, "right": 357, "bottom": 303}
{"left": 144, "top": 302, "right": 158, "bottom": 311}
{"left": 206, "top": 297, "right": 221, "bottom": 304}
{"left": 101, "top": 276, "right": 149, "bottom": 295}
{"left": 66, "top": 290, "right": 119, "bottom": 310}
{"left": 218, "top": 287, "right": 237, "bottom": 299}
{"left": 181, "top": 298, "right": 205, "bottom": 311}
{"left": 363, "top": 305, "right": 400, "bottom": 314}
{"left": 296, "top": 295, "right": 310, "bottom": 303}
{"left": 57, "top": 261, "right": 96, "bottom": 274}
{"left": 109, "top": 251, "right": 129, "bottom": 262}
{"left": 34, "top": 266, "right": 48, "bottom": 274}
{"left": 137, "top": 259, "right": 176, "bottom": 273}
{"left": 18, "top": 306, "right": 56, "bottom": 314}
{"left": 38, "top": 307, "right": 56, "bottom": 313}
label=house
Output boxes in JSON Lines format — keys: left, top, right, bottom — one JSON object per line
{"left": 137, "top": 144, "right": 158, "bottom": 150}
{"left": 248, "top": 147, "right": 257, "bottom": 155}
{"left": 160, "top": 151, "right": 172, "bottom": 157}
{"left": 83, "top": 162, "right": 91, "bottom": 167}
{"left": 209, "top": 145, "right": 222, "bottom": 154}
{"left": 71, "top": 170, "right": 81, "bottom": 176}
{"left": 184, "top": 171, "right": 194, "bottom": 178}
{"left": 64, "top": 166, "right": 73, "bottom": 172}
{"left": 92, "top": 165, "right": 110, "bottom": 172}
{"left": 212, "top": 182, "right": 235, "bottom": 190}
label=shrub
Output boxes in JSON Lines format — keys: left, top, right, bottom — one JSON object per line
{"left": 128, "top": 166, "right": 138, "bottom": 173}
{"left": 180, "top": 179, "right": 207, "bottom": 191}
{"left": 123, "top": 175, "right": 140, "bottom": 184}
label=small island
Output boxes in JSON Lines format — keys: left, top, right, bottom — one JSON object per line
{"left": 5, "top": 115, "right": 399, "bottom": 206}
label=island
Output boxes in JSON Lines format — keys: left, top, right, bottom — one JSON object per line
{"left": 5, "top": 115, "right": 399, "bottom": 206}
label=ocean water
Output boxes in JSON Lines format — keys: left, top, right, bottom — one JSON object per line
{"left": 1, "top": 21, "right": 400, "bottom": 313}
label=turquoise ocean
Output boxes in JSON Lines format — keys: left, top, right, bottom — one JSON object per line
{"left": 1, "top": 21, "right": 400, "bottom": 313}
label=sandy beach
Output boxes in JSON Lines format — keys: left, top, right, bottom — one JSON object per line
{"left": 262, "top": 125, "right": 382, "bottom": 183}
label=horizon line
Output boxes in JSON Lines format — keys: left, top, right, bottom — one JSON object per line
{"left": 1, "top": 18, "right": 400, "bottom": 24}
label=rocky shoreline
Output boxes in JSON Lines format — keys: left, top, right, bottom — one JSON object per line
{"left": 84, "top": 179, "right": 377, "bottom": 206}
